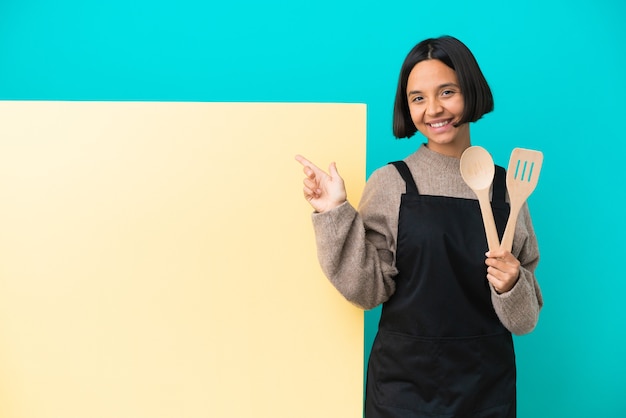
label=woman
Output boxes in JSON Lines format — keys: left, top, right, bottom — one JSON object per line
{"left": 296, "top": 36, "right": 543, "bottom": 417}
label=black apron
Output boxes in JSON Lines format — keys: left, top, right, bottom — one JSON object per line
{"left": 365, "top": 161, "right": 515, "bottom": 418}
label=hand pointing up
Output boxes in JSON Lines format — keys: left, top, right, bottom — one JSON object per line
{"left": 295, "top": 155, "right": 347, "bottom": 213}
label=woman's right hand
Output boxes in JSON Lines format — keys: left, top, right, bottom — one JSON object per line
{"left": 295, "top": 155, "right": 347, "bottom": 213}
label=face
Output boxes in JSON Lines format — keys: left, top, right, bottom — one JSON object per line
{"left": 406, "top": 59, "right": 469, "bottom": 157}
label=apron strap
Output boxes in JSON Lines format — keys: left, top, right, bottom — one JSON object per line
{"left": 493, "top": 165, "right": 506, "bottom": 202}
{"left": 389, "top": 161, "right": 506, "bottom": 201}
{"left": 389, "top": 161, "right": 419, "bottom": 194}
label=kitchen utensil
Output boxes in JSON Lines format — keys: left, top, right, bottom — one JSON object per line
{"left": 460, "top": 146, "right": 500, "bottom": 252}
{"left": 500, "top": 148, "right": 543, "bottom": 252}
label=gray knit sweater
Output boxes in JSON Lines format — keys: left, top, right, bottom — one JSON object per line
{"left": 311, "top": 144, "right": 543, "bottom": 335}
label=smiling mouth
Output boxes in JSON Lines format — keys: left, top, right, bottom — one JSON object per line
{"left": 428, "top": 120, "right": 451, "bottom": 128}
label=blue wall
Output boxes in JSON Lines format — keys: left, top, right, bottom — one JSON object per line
{"left": 2, "top": 1, "right": 625, "bottom": 416}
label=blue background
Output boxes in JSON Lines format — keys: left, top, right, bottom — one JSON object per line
{"left": 2, "top": 1, "right": 625, "bottom": 416}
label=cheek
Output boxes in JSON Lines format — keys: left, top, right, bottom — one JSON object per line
{"left": 450, "top": 98, "right": 465, "bottom": 115}
{"left": 407, "top": 107, "right": 422, "bottom": 127}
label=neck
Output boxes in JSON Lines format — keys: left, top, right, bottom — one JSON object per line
{"left": 425, "top": 125, "right": 471, "bottom": 158}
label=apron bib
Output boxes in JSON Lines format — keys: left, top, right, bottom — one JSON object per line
{"left": 365, "top": 161, "right": 516, "bottom": 418}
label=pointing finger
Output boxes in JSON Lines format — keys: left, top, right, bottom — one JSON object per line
{"left": 295, "top": 154, "right": 319, "bottom": 170}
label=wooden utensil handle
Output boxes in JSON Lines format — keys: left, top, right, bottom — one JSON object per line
{"left": 477, "top": 190, "right": 500, "bottom": 253}
{"left": 500, "top": 204, "right": 521, "bottom": 252}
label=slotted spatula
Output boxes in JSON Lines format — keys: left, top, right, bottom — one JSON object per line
{"left": 500, "top": 148, "right": 543, "bottom": 252}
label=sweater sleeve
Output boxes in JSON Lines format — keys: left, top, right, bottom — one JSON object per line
{"left": 490, "top": 202, "right": 544, "bottom": 335}
{"left": 311, "top": 167, "right": 401, "bottom": 310}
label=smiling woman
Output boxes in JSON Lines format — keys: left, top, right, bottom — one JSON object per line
{"left": 405, "top": 60, "right": 469, "bottom": 157}
{"left": 297, "top": 35, "right": 542, "bottom": 418}
{"left": 393, "top": 36, "right": 494, "bottom": 143}
{"left": 2, "top": 0, "right": 625, "bottom": 415}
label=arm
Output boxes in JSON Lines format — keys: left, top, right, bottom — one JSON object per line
{"left": 296, "top": 155, "right": 399, "bottom": 309}
{"left": 486, "top": 203, "right": 543, "bottom": 335}
{"left": 311, "top": 194, "right": 398, "bottom": 310}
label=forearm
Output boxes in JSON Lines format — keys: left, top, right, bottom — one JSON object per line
{"left": 491, "top": 266, "right": 543, "bottom": 335}
{"left": 312, "top": 201, "right": 397, "bottom": 310}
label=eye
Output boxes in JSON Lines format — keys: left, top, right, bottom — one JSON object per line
{"left": 441, "top": 89, "right": 455, "bottom": 97}
{"left": 410, "top": 95, "right": 424, "bottom": 103}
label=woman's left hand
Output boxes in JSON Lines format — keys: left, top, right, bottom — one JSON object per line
{"left": 485, "top": 249, "right": 520, "bottom": 294}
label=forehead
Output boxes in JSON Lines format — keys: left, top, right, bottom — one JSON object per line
{"left": 407, "top": 59, "right": 459, "bottom": 90}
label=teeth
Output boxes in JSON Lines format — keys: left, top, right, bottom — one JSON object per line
{"left": 430, "top": 121, "right": 449, "bottom": 128}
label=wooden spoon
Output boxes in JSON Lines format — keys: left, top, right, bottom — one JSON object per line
{"left": 500, "top": 148, "right": 543, "bottom": 252}
{"left": 460, "top": 146, "right": 500, "bottom": 252}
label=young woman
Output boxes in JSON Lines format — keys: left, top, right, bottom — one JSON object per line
{"left": 296, "top": 35, "right": 543, "bottom": 417}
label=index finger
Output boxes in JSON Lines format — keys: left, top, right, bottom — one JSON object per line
{"left": 295, "top": 154, "right": 320, "bottom": 170}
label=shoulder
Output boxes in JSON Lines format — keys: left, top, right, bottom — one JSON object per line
{"left": 361, "top": 146, "right": 428, "bottom": 200}
{"left": 366, "top": 163, "right": 406, "bottom": 193}
{"left": 357, "top": 163, "right": 406, "bottom": 212}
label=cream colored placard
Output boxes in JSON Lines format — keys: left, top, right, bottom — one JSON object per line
{"left": 0, "top": 101, "right": 365, "bottom": 418}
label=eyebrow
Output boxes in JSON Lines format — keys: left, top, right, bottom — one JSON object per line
{"left": 407, "top": 83, "right": 460, "bottom": 96}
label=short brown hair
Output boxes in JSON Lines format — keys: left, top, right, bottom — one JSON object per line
{"left": 393, "top": 36, "right": 494, "bottom": 139}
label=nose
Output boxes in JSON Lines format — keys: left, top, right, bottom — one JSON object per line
{"left": 426, "top": 98, "right": 443, "bottom": 116}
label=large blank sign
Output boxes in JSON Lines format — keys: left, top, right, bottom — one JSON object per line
{"left": 0, "top": 101, "right": 365, "bottom": 418}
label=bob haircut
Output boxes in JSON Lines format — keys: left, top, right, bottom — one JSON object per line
{"left": 393, "top": 36, "right": 494, "bottom": 139}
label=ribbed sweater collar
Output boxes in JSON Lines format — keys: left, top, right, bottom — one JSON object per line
{"left": 407, "top": 143, "right": 462, "bottom": 173}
